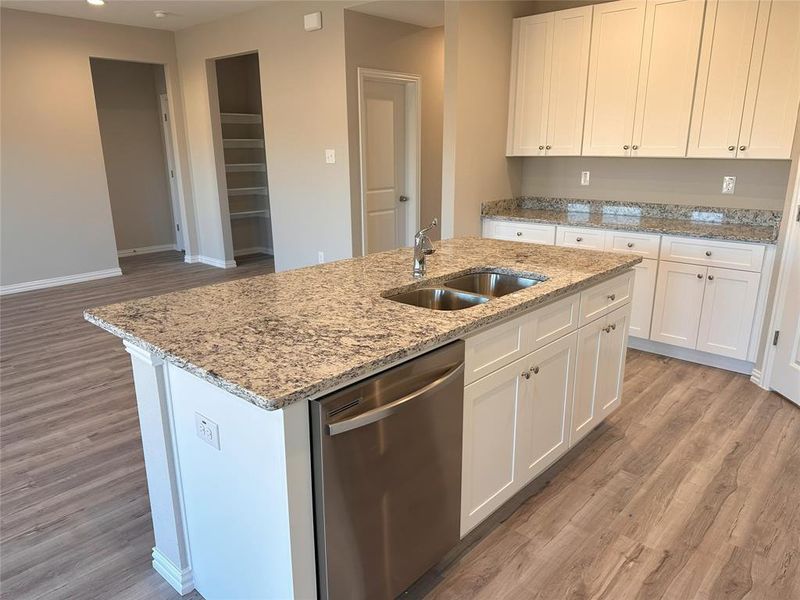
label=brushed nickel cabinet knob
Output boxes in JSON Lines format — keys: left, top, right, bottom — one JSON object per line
{"left": 728, "top": 145, "right": 735, "bottom": 151}
{"left": 627, "top": 242, "right": 634, "bottom": 248}
{"left": 545, "top": 145, "right": 551, "bottom": 150}
{"left": 632, "top": 145, "right": 639, "bottom": 150}
{"left": 517, "top": 231, "right": 522, "bottom": 236}
{"left": 623, "top": 145, "right": 630, "bottom": 150}
{"left": 708, "top": 275, "right": 714, "bottom": 281}
{"left": 739, "top": 145, "right": 746, "bottom": 151}
{"left": 607, "top": 293, "right": 616, "bottom": 301}
{"left": 530, "top": 366, "right": 540, "bottom": 375}
{"left": 521, "top": 371, "right": 530, "bottom": 380}
{"left": 539, "top": 145, "right": 544, "bottom": 150}
{"left": 697, "top": 273, "right": 703, "bottom": 279}
{"left": 705, "top": 250, "right": 712, "bottom": 256}
{"left": 576, "top": 237, "right": 583, "bottom": 242}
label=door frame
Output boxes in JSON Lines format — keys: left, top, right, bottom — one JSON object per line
{"left": 757, "top": 163, "right": 800, "bottom": 394}
{"left": 357, "top": 68, "right": 421, "bottom": 255}
{"left": 159, "top": 93, "right": 185, "bottom": 252}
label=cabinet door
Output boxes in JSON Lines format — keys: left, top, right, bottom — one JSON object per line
{"left": 696, "top": 267, "right": 761, "bottom": 359}
{"left": 508, "top": 14, "right": 553, "bottom": 156}
{"left": 737, "top": 0, "right": 800, "bottom": 160}
{"left": 582, "top": 0, "right": 646, "bottom": 156}
{"left": 545, "top": 6, "right": 593, "bottom": 156}
{"left": 461, "top": 357, "right": 527, "bottom": 535}
{"left": 570, "top": 317, "right": 604, "bottom": 445}
{"left": 596, "top": 304, "right": 631, "bottom": 420}
{"left": 631, "top": 0, "right": 704, "bottom": 157}
{"left": 629, "top": 258, "right": 657, "bottom": 339}
{"left": 687, "top": 0, "right": 760, "bottom": 158}
{"left": 650, "top": 260, "right": 707, "bottom": 348}
{"left": 517, "top": 332, "right": 577, "bottom": 485}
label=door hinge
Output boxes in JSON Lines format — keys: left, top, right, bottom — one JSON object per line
{"left": 176, "top": 224, "right": 180, "bottom": 232}
{"left": 796, "top": 205, "right": 800, "bottom": 222}
{"left": 773, "top": 330, "right": 780, "bottom": 346}
{"left": 163, "top": 113, "right": 168, "bottom": 122}
{"left": 170, "top": 169, "right": 174, "bottom": 178}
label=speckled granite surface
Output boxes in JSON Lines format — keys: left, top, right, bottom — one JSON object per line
{"left": 482, "top": 197, "right": 781, "bottom": 243}
{"left": 85, "top": 238, "right": 639, "bottom": 411}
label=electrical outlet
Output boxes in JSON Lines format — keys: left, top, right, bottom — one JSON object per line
{"left": 581, "top": 171, "right": 590, "bottom": 186}
{"left": 195, "top": 413, "right": 220, "bottom": 450}
{"left": 318, "top": 251, "right": 325, "bottom": 264}
{"left": 325, "top": 149, "right": 336, "bottom": 164}
{"left": 722, "top": 176, "right": 736, "bottom": 194}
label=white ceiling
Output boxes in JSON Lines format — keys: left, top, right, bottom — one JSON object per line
{"left": 347, "top": 0, "right": 444, "bottom": 28}
{"left": 0, "top": 0, "right": 275, "bottom": 31}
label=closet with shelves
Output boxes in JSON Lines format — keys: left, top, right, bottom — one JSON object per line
{"left": 214, "top": 53, "right": 273, "bottom": 259}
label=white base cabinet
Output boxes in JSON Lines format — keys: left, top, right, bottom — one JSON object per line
{"left": 461, "top": 278, "right": 632, "bottom": 536}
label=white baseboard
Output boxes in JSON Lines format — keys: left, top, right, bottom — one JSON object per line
{"left": 152, "top": 547, "right": 194, "bottom": 595}
{"left": 183, "top": 254, "right": 200, "bottom": 264}
{"left": 628, "top": 337, "right": 754, "bottom": 375}
{"left": 182, "top": 254, "right": 236, "bottom": 269}
{"left": 0, "top": 267, "right": 122, "bottom": 296}
{"left": 233, "top": 246, "right": 273, "bottom": 257}
{"left": 117, "top": 244, "right": 177, "bottom": 257}
{"left": 749, "top": 368, "right": 769, "bottom": 390}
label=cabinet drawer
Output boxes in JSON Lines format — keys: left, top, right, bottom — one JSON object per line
{"left": 579, "top": 271, "right": 634, "bottom": 326}
{"left": 525, "top": 293, "right": 580, "bottom": 352}
{"left": 604, "top": 230, "right": 661, "bottom": 259}
{"left": 659, "top": 236, "right": 765, "bottom": 272}
{"left": 464, "top": 313, "right": 526, "bottom": 385}
{"left": 484, "top": 220, "right": 556, "bottom": 245}
{"left": 556, "top": 226, "right": 606, "bottom": 250}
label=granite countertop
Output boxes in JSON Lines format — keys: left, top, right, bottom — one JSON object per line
{"left": 85, "top": 238, "right": 640, "bottom": 411}
{"left": 482, "top": 198, "right": 781, "bottom": 244}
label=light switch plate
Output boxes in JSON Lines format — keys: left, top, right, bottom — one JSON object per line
{"left": 195, "top": 413, "right": 220, "bottom": 450}
{"left": 722, "top": 176, "right": 736, "bottom": 194}
{"left": 325, "top": 149, "right": 335, "bottom": 164}
{"left": 581, "top": 171, "right": 590, "bottom": 186}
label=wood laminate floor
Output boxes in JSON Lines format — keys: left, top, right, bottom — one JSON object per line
{"left": 2, "top": 251, "right": 798, "bottom": 599}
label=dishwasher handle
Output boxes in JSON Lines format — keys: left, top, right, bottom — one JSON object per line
{"left": 327, "top": 362, "right": 464, "bottom": 436}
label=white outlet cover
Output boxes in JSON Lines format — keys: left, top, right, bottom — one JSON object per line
{"left": 722, "top": 176, "right": 736, "bottom": 194}
{"left": 318, "top": 251, "right": 325, "bottom": 264}
{"left": 325, "top": 149, "right": 335, "bottom": 164}
{"left": 195, "top": 413, "right": 220, "bottom": 450}
{"left": 581, "top": 171, "right": 590, "bottom": 186}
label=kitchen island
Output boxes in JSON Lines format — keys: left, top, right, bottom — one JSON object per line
{"left": 85, "top": 237, "right": 640, "bottom": 599}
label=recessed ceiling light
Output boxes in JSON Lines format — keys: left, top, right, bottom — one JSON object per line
{"left": 87, "top": 0, "right": 105, "bottom": 6}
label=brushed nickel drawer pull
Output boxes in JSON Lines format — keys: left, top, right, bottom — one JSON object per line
{"left": 705, "top": 250, "right": 712, "bottom": 256}
{"left": 627, "top": 242, "right": 634, "bottom": 248}
{"left": 607, "top": 293, "right": 616, "bottom": 301}
{"left": 517, "top": 231, "right": 522, "bottom": 236}
{"left": 576, "top": 236, "right": 583, "bottom": 242}
{"left": 530, "top": 366, "right": 540, "bottom": 375}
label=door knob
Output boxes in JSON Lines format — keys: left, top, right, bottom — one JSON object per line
{"left": 399, "top": 195, "right": 409, "bottom": 203}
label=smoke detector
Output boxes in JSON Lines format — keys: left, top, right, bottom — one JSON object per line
{"left": 154, "top": 10, "right": 170, "bottom": 19}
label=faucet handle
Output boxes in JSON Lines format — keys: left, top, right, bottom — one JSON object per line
{"left": 417, "top": 218, "right": 438, "bottom": 238}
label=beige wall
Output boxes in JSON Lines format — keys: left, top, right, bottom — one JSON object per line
{"left": 0, "top": 8, "right": 195, "bottom": 288}
{"left": 90, "top": 59, "right": 176, "bottom": 252}
{"left": 520, "top": 157, "right": 791, "bottom": 210}
{"left": 441, "top": 1, "right": 539, "bottom": 238}
{"left": 175, "top": 1, "right": 353, "bottom": 271}
{"left": 344, "top": 11, "right": 444, "bottom": 255}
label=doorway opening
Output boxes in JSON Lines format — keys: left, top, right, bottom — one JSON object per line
{"left": 209, "top": 52, "right": 273, "bottom": 263}
{"left": 358, "top": 69, "right": 421, "bottom": 255}
{"left": 90, "top": 58, "right": 184, "bottom": 260}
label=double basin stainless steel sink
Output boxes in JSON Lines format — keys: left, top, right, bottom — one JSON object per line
{"left": 386, "top": 270, "right": 544, "bottom": 311}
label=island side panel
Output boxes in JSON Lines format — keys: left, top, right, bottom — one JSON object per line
{"left": 124, "top": 341, "right": 194, "bottom": 594}
{"left": 166, "top": 363, "right": 316, "bottom": 600}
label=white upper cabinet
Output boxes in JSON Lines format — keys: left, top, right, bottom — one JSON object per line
{"left": 737, "top": 0, "right": 800, "bottom": 159}
{"left": 688, "top": 0, "right": 799, "bottom": 159}
{"left": 507, "top": 6, "right": 592, "bottom": 156}
{"left": 582, "top": 0, "right": 646, "bottom": 157}
{"left": 508, "top": 14, "right": 552, "bottom": 156}
{"left": 631, "top": 0, "right": 705, "bottom": 157}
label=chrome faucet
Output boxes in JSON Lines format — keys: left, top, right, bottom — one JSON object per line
{"left": 412, "top": 218, "right": 438, "bottom": 278}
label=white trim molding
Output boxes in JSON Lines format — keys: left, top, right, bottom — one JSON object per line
{"left": 750, "top": 368, "right": 766, "bottom": 389}
{"left": 117, "top": 244, "right": 177, "bottom": 257}
{"left": 183, "top": 254, "right": 236, "bottom": 269}
{"left": 152, "top": 547, "right": 194, "bottom": 595}
{"left": 0, "top": 267, "right": 122, "bottom": 296}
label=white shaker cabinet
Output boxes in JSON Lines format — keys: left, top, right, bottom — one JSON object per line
{"left": 507, "top": 6, "right": 592, "bottom": 156}
{"left": 629, "top": 259, "right": 657, "bottom": 339}
{"left": 461, "top": 356, "right": 527, "bottom": 535}
{"left": 650, "top": 260, "right": 707, "bottom": 349}
{"left": 696, "top": 267, "right": 761, "bottom": 360}
{"left": 582, "top": 0, "right": 646, "bottom": 157}
{"left": 687, "top": 0, "right": 800, "bottom": 159}
{"left": 630, "top": 0, "right": 705, "bottom": 157}
{"left": 737, "top": 0, "right": 800, "bottom": 159}
{"left": 515, "top": 332, "right": 577, "bottom": 486}
{"left": 571, "top": 304, "right": 631, "bottom": 445}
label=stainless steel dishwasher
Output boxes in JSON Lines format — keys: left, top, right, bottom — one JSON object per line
{"left": 310, "top": 340, "right": 464, "bottom": 600}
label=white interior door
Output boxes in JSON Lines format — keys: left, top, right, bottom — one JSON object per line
{"left": 769, "top": 183, "right": 800, "bottom": 404}
{"left": 361, "top": 79, "right": 407, "bottom": 254}
{"left": 159, "top": 94, "right": 184, "bottom": 252}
